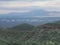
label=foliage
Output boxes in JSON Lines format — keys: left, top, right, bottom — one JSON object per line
{"left": 0, "top": 22, "right": 60, "bottom": 45}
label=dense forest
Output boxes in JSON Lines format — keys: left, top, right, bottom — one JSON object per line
{"left": 0, "top": 21, "right": 60, "bottom": 45}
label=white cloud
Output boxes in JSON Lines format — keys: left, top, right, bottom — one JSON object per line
{"left": 0, "top": 10, "right": 30, "bottom": 14}
{"left": 0, "top": 1, "right": 49, "bottom": 14}
{"left": 0, "top": 0, "right": 60, "bottom": 14}
{"left": 33, "top": 15, "right": 60, "bottom": 18}
{"left": 47, "top": 0, "right": 60, "bottom": 7}
{"left": 0, "top": 1, "right": 49, "bottom": 8}
{"left": 0, "top": 0, "right": 60, "bottom": 9}
{"left": 0, "top": 0, "right": 48, "bottom": 1}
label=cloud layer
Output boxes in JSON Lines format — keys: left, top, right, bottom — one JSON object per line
{"left": 0, "top": 0, "right": 48, "bottom": 1}
{"left": 0, "top": 0, "right": 60, "bottom": 17}
{"left": 0, "top": 0, "right": 60, "bottom": 9}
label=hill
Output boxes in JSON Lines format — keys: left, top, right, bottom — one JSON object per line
{"left": 10, "top": 23, "right": 34, "bottom": 31}
{"left": 36, "top": 21, "right": 60, "bottom": 29}
{"left": 21, "top": 21, "right": 60, "bottom": 45}
{"left": 0, "top": 21, "right": 60, "bottom": 45}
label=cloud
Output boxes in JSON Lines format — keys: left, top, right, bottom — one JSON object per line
{"left": 0, "top": 10, "right": 30, "bottom": 14}
{"left": 0, "top": 0, "right": 48, "bottom": 1}
{"left": 47, "top": 0, "right": 60, "bottom": 7}
{"left": 0, "top": 1, "right": 49, "bottom": 8}
{"left": 0, "top": 0, "right": 60, "bottom": 9}
{"left": 33, "top": 15, "right": 60, "bottom": 17}
{"left": 0, "top": 0, "right": 60, "bottom": 15}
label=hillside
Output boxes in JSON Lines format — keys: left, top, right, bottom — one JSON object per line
{"left": 36, "top": 22, "right": 60, "bottom": 29}
{"left": 10, "top": 23, "right": 34, "bottom": 31}
{"left": 0, "top": 21, "right": 60, "bottom": 45}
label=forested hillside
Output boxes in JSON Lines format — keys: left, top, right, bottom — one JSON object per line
{"left": 0, "top": 21, "right": 60, "bottom": 45}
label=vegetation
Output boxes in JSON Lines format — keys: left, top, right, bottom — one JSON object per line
{"left": 0, "top": 21, "right": 60, "bottom": 45}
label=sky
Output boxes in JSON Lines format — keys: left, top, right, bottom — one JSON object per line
{"left": 0, "top": 0, "right": 60, "bottom": 17}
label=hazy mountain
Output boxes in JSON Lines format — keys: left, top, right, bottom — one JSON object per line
{"left": 0, "top": 9, "right": 48, "bottom": 18}
{"left": 0, "top": 9, "right": 60, "bottom": 28}
{"left": 0, "top": 17, "right": 60, "bottom": 28}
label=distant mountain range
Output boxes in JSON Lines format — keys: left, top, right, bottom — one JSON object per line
{"left": 0, "top": 9, "right": 48, "bottom": 18}
{"left": 0, "top": 9, "right": 60, "bottom": 18}
{"left": 0, "top": 17, "right": 60, "bottom": 28}
{"left": 0, "top": 9, "right": 60, "bottom": 28}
